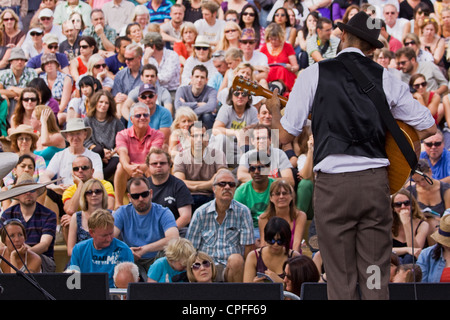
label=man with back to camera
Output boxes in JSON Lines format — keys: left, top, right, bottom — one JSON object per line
{"left": 266, "top": 11, "right": 436, "bottom": 299}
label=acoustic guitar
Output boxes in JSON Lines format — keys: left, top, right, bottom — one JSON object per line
{"left": 232, "top": 76, "right": 421, "bottom": 195}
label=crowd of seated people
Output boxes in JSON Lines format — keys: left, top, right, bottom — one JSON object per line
{"left": 1, "top": 0, "right": 450, "bottom": 300}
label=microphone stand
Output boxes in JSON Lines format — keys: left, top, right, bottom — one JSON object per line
{"left": 0, "top": 253, "right": 56, "bottom": 300}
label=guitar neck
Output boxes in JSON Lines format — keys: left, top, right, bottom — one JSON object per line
{"left": 232, "top": 76, "right": 288, "bottom": 107}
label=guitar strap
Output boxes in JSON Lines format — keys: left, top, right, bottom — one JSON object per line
{"left": 336, "top": 54, "right": 418, "bottom": 173}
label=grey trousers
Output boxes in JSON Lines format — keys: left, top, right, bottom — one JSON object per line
{"left": 314, "top": 167, "right": 392, "bottom": 300}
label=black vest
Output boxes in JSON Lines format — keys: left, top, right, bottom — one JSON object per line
{"left": 311, "top": 52, "right": 388, "bottom": 166}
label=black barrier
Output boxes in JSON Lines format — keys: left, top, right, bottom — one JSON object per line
{"left": 127, "top": 282, "right": 284, "bottom": 300}
{"left": 0, "top": 273, "right": 109, "bottom": 300}
{"left": 300, "top": 282, "right": 450, "bottom": 300}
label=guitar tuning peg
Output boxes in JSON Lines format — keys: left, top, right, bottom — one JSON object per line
{"left": 236, "top": 85, "right": 242, "bottom": 90}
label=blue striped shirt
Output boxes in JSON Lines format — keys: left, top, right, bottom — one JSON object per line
{"left": 186, "top": 199, "right": 254, "bottom": 265}
{"left": 146, "top": 0, "right": 172, "bottom": 23}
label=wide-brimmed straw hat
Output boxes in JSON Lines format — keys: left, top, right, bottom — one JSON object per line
{"left": 0, "top": 173, "right": 61, "bottom": 202}
{"left": 8, "top": 125, "right": 39, "bottom": 143}
{"left": 431, "top": 214, "right": 450, "bottom": 247}
{"left": 60, "top": 118, "right": 92, "bottom": 141}
{"left": 337, "top": 11, "right": 384, "bottom": 49}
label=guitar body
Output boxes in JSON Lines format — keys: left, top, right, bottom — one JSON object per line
{"left": 385, "top": 120, "right": 420, "bottom": 195}
{"left": 231, "top": 75, "right": 420, "bottom": 195}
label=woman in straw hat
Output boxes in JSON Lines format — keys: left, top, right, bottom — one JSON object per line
{"left": 417, "top": 214, "right": 450, "bottom": 282}
{"left": 4, "top": 125, "right": 46, "bottom": 188}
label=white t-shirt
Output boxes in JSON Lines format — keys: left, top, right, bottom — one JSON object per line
{"left": 194, "top": 19, "right": 226, "bottom": 46}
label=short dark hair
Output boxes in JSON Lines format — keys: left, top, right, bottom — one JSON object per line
{"left": 126, "top": 176, "right": 151, "bottom": 193}
{"left": 115, "top": 36, "right": 131, "bottom": 48}
{"left": 142, "top": 63, "right": 158, "bottom": 76}
{"left": 317, "top": 17, "right": 332, "bottom": 29}
{"left": 192, "top": 64, "right": 208, "bottom": 77}
{"left": 395, "top": 46, "right": 416, "bottom": 60}
{"left": 264, "top": 217, "right": 291, "bottom": 254}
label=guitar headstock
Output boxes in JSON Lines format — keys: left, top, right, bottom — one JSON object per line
{"left": 231, "top": 76, "right": 288, "bottom": 107}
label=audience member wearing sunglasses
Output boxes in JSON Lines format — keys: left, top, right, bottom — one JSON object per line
{"left": 391, "top": 188, "right": 430, "bottom": 264}
{"left": 258, "top": 179, "right": 306, "bottom": 253}
{"left": 410, "top": 73, "right": 441, "bottom": 125}
{"left": 243, "top": 217, "right": 300, "bottom": 283}
{"left": 420, "top": 129, "right": 450, "bottom": 184}
{"left": 186, "top": 251, "right": 216, "bottom": 283}
{"left": 186, "top": 170, "right": 254, "bottom": 283}
{"left": 113, "top": 176, "right": 179, "bottom": 282}
{"left": 66, "top": 178, "right": 110, "bottom": 257}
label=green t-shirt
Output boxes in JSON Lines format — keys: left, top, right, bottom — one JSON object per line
{"left": 234, "top": 178, "right": 275, "bottom": 228}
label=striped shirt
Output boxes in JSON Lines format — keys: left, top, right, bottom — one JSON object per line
{"left": 146, "top": 0, "right": 172, "bottom": 23}
{"left": 2, "top": 203, "right": 57, "bottom": 259}
{"left": 186, "top": 199, "right": 254, "bottom": 265}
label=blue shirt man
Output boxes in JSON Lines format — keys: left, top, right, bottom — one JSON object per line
{"left": 420, "top": 131, "right": 450, "bottom": 182}
{"left": 113, "top": 177, "right": 179, "bottom": 280}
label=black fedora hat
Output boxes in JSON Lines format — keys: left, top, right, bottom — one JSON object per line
{"left": 337, "top": 11, "right": 384, "bottom": 49}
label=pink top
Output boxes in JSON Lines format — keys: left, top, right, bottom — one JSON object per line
{"left": 115, "top": 126, "right": 164, "bottom": 164}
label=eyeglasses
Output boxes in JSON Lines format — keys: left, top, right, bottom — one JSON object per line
{"left": 48, "top": 44, "right": 58, "bottom": 50}
{"left": 129, "top": 190, "right": 150, "bottom": 200}
{"left": 3, "top": 218, "right": 22, "bottom": 226}
{"left": 40, "top": 17, "right": 52, "bottom": 21}
{"left": 133, "top": 113, "right": 150, "bottom": 119}
{"left": 191, "top": 260, "right": 211, "bottom": 270}
{"left": 225, "top": 29, "right": 237, "bottom": 33}
{"left": 30, "top": 32, "right": 43, "bottom": 37}
{"left": 233, "top": 91, "right": 248, "bottom": 97}
{"left": 413, "top": 81, "right": 427, "bottom": 89}
{"left": 124, "top": 56, "right": 136, "bottom": 61}
{"left": 85, "top": 188, "right": 104, "bottom": 196}
{"left": 150, "top": 161, "right": 168, "bottom": 166}
{"left": 139, "top": 93, "right": 155, "bottom": 100}
{"left": 242, "top": 12, "right": 255, "bottom": 17}
{"left": 23, "top": 97, "right": 38, "bottom": 103}
{"left": 397, "top": 60, "right": 409, "bottom": 66}
{"left": 274, "top": 13, "right": 286, "bottom": 17}
{"left": 194, "top": 46, "right": 209, "bottom": 51}
{"left": 72, "top": 165, "right": 91, "bottom": 171}
{"left": 94, "top": 63, "right": 106, "bottom": 69}
{"left": 214, "top": 181, "right": 237, "bottom": 188}
{"left": 80, "top": 45, "right": 90, "bottom": 49}
{"left": 271, "top": 191, "right": 291, "bottom": 197}
{"left": 393, "top": 200, "right": 411, "bottom": 208}
{"left": 249, "top": 164, "right": 270, "bottom": 172}
{"left": 404, "top": 40, "right": 416, "bottom": 46}
{"left": 424, "top": 141, "right": 442, "bottom": 148}
{"left": 17, "top": 136, "right": 32, "bottom": 142}
{"left": 239, "top": 40, "right": 256, "bottom": 45}
{"left": 3, "top": 17, "right": 15, "bottom": 22}
{"left": 267, "top": 238, "right": 285, "bottom": 246}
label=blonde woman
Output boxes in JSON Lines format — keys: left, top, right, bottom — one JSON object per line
{"left": 186, "top": 251, "right": 216, "bottom": 283}
{"left": 147, "top": 238, "right": 196, "bottom": 282}
{"left": 78, "top": 53, "right": 114, "bottom": 91}
{"left": 215, "top": 21, "right": 242, "bottom": 52}
{"left": 174, "top": 22, "right": 198, "bottom": 67}
{"left": 169, "top": 107, "right": 198, "bottom": 159}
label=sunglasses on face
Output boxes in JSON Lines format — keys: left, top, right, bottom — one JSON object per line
{"left": 272, "top": 191, "right": 291, "bottom": 197}
{"left": 267, "top": 238, "right": 285, "bottom": 245}
{"left": 233, "top": 91, "right": 248, "bottom": 97}
{"left": 139, "top": 93, "right": 155, "bottom": 100}
{"left": 424, "top": 141, "right": 442, "bottom": 148}
{"left": 23, "top": 97, "right": 38, "bottom": 103}
{"left": 393, "top": 200, "right": 410, "bottom": 208}
{"left": 242, "top": 12, "right": 255, "bottom": 17}
{"left": 225, "top": 29, "right": 237, "bottom": 33}
{"left": 275, "top": 13, "right": 286, "bottom": 17}
{"left": 129, "top": 190, "right": 150, "bottom": 200}
{"left": 30, "top": 32, "right": 43, "bottom": 37}
{"left": 191, "top": 260, "right": 211, "bottom": 270}
{"left": 85, "top": 188, "right": 104, "bottom": 196}
{"left": 3, "top": 17, "right": 15, "bottom": 22}
{"left": 94, "top": 63, "right": 106, "bottom": 69}
{"left": 214, "top": 181, "right": 237, "bottom": 188}
{"left": 80, "top": 45, "right": 90, "bottom": 49}
{"left": 72, "top": 165, "right": 91, "bottom": 171}
{"left": 239, "top": 40, "right": 256, "bottom": 45}
{"left": 194, "top": 46, "right": 209, "bottom": 51}
{"left": 413, "top": 81, "right": 427, "bottom": 89}
{"left": 404, "top": 40, "right": 416, "bottom": 46}
{"left": 133, "top": 113, "right": 150, "bottom": 119}
{"left": 40, "top": 17, "right": 52, "bottom": 21}
{"left": 124, "top": 56, "right": 136, "bottom": 61}
{"left": 48, "top": 44, "right": 58, "bottom": 50}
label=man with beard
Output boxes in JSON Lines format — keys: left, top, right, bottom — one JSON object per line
{"left": 113, "top": 176, "right": 179, "bottom": 281}
{"left": 186, "top": 170, "right": 254, "bottom": 282}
